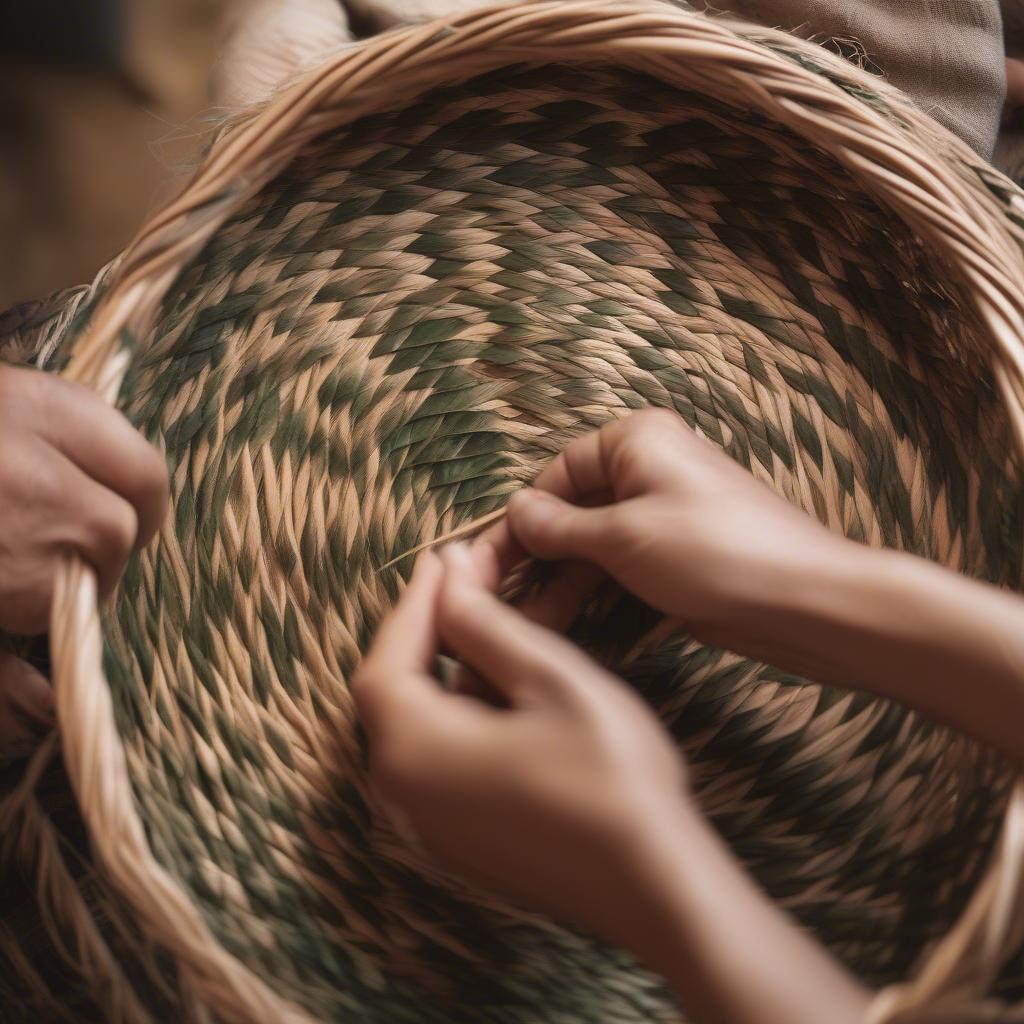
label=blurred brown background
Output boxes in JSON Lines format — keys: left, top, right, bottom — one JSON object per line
{"left": 0, "top": 0, "right": 239, "bottom": 309}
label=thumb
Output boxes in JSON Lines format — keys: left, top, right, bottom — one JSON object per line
{"left": 506, "top": 489, "right": 615, "bottom": 562}
{"left": 0, "top": 653, "right": 54, "bottom": 756}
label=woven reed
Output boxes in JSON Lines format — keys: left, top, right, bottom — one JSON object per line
{"left": 4, "top": 1, "right": 1024, "bottom": 1021}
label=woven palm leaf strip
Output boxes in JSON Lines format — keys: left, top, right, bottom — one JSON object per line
{"left": 4, "top": 0, "right": 1024, "bottom": 1020}
{"left": 0, "top": 285, "right": 92, "bottom": 373}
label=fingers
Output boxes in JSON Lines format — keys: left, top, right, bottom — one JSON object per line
{"left": 474, "top": 418, "right": 623, "bottom": 578}
{"left": 33, "top": 374, "right": 169, "bottom": 548}
{"left": 531, "top": 410, "right": 679, "bottom": 502}
{"left": 353, "top": 552, "right": 451, "bottom": 733}
{"left": 469, "top": 520, "right": 601, "bottom": 660}
{"left": 473, "top": 516, "right": 525, "bottom": 585}
{"left": 470, "top": 514, "right": 601, "bottom": 633}
{"left": 532, "top": 425, "right": 613, "bottom": 502}
{"left": 357, "top": 541, "right": 612, "bottom": 796}
{"left": 472, "top": 436, "right": 615, "bottom": 581}
{"left": 506, "top": 489, "right": 619, "bottom": 564}
{"left": 61, "top": 459, "right": 141, "bottom": 600}
{"left": 432, "top": 542, "right": 507, "bottom": 701}
{"left": 462, "top": 531, "right": 505, "bottom": 592}
{"left": 375, "top": 552, "right": 446, "bottom": 673}
{"left": 1007, "top": 57, "right": 1024, "bottom": 114}
{"left": 478, "top": 409, "right": 685, "bottom": 576}
{"left": 356, "top": 552, "right": 492, "bottom": 799}
{"left": 540, "top": 407, "right": 697, "bottom": 497}
{"left": 514, "top": 558, "right": 605, "bottom": 634}
{"left": 437, "top": 544, "right": 597, "bottom": 707}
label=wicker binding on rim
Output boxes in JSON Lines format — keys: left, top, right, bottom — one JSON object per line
{"left": 4, "top": 1, "right": 1024, "bottom": 1020}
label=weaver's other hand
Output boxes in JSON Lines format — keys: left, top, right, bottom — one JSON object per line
{"left": 0, "top": 363, "right": 167, "bottom": 739}
{"left": 353, "top": 545, "right": 688, "bottom": 944}
{"left": 1006, "top": 57, "right": 1024, "bottom": 123}
{"left": 480, "top": 408, "right": 842, "bottom": 638}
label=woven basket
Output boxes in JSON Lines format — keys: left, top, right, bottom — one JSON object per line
{"left": 4, "top": 1, "right": 1024, "bottom": 1020}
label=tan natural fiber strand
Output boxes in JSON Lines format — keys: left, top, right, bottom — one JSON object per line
{"left": 379, "top": 507, "right": 507, "bottom": 570}
{"left": 866, "top": 783, "right": 1024, "bottom": 1023}
{"left": 52, "top": 558, "right": 317, "bottom": 1023}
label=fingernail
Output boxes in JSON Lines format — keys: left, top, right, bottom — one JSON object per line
{"left": 510, "top": 488, "right": 553, "bottom": 522}
{"left": 511, "top": 488, "right": 540, "bottom": 509}
{"left": 413, "top": 548, "right": 439, "bottom": 572}
{"left": 507, "top": 491, "right": 532, "bottom": 516}
{"left": 441, "top": 541, "right": 474, "bottom": 570}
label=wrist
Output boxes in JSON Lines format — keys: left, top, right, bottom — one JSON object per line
{"left": 603, "top": 800, "right": 871, "bottom": 1024}
{"left": 757, "top": 531, "right": 868, "bottom": 623}
{"left": 712, "top": 531, "right": 869, "bottom": 647}
{"left": 598, "top": 798, "right": 715, "bottom": 970}
{"left": 725, "top": 532, "right": 1024, "bottom": 772}
{"left": 695, "top": 531, "right": 903, "bottom": 694}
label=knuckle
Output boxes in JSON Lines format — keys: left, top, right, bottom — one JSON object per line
{"left": 25, "top": 455, "right": 65, "bottom": 510}
{"left": 88, "top": 496, "right": 138, "bottom": 562}
{"left": 603, "top": 502, "right": 637, "bottom": 540}
{"left": 634, "top": 406, "right": 682, "bottom": 439}
{"left": 517, "top": 640, "right": 572, "bottom": 690}
{"left": 643, "top": 406, "right": 680, "bottom": 426}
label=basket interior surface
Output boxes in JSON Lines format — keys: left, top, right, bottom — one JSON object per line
{"left": 48, "top": 63, "right": 1024, "bottom": 1020}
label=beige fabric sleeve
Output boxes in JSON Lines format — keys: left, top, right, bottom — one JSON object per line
{"left": 725, "top": 0, "right": 1005, "bottom": 158}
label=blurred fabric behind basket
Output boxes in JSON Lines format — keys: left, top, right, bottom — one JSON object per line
{"left": 4, "top": 1, "right": 1024, "bottom": 1021}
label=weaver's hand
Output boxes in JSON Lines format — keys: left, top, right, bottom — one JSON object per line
{"left": 353, "top": 544, "right": 688, "bottom": 946}
{"left": 1006, "top": 57, "right": 1024, "bottom": 123}
{"left": 487, "top": 408, "right": 1024, "bottom": 778}
{"left": 355, "top": 544, "right": 870, "bottom": 1024}
{"left": 482, "top": 408, "right": 839, "bottom": 635}
{"left": 0, "top": 363, "right": 167, "bottom": 735}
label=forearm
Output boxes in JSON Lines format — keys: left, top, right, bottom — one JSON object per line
{"left": 612, "top": 804, "right": 869, "bottom": 1024}
{"left": 734, "top": 539, "right": 1024, "bottom": 773}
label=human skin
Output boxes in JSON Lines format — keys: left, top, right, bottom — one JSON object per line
{"left": 0, "top": 0, "right": 354, "bottom": 742}
{"left": 355, "top": 408, "right": 1024, "bottom": 1022}
{"left": 1008, "top": 57, "right": 1024, "bottom": 120}
{"left": 0, "top": 363, "right": 167, "bottom": 746}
